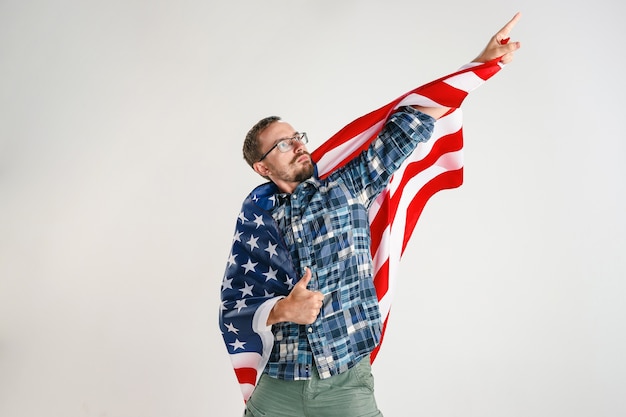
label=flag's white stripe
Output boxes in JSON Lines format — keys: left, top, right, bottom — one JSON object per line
{"left": 315, "top": 122, "right": 385, "bottom": 176}
{"left": 240, "top": 383, "right": 255, "bottom": 402}
{"left": 251, "top": 297, "right": 281, "bottom": 375}
{"left": 367, "top": 189, "right": 385, "bottom": 221}
{"left": 230, "top": 351, "right": 264, "bottom": 369}
{"left": 434, "top": 147, "right": 464, "bottom": 171}
{"left": 443, "top": 71, "right": 487, "bottom": 92}
{"left": 397, "top": 94, "right": 440, "bottom": 108}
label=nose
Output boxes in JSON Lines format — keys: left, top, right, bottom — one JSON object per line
{"left": 293, "top": 139, "right": 305, "bottom": 153}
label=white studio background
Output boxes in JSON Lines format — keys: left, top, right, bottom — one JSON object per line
{"left": 1, "top": 1, "right": 624, "bottom": 417}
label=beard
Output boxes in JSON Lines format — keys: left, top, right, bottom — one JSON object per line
{"left": 271, "top": 153, "right": 315, "bottom": 184}
{"left": 292, "top": 158, "right": 315, "bottom": 182}
{"left": 290, "top": 157, "right": 315, "bottom": 183}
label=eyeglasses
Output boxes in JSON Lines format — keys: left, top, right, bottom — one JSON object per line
{"left": 257, "top": 132, "right": 308, "bottom": 162}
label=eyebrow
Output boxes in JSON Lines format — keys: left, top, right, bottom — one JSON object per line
{"left": 272, "top": 132, "right": 298, "bottom": 144}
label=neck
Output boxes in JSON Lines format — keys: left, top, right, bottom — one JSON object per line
{"left": 273, "top": 179, "right": 300, "bottom": 194}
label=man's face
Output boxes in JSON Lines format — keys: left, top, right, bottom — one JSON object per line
{"left": 253, "top": 121, "right": 314, "bottom": 193}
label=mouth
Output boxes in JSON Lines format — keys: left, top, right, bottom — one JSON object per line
{"left": 294, "top": 154, "right": 311, "bottom": 164}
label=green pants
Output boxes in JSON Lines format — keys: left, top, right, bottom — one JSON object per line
{"left": 243, "top": 356, "right": 383, "bottom": 417}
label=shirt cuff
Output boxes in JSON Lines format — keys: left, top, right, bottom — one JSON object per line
{"left": 252, "top": 296, "right": 286, "bottom": 333}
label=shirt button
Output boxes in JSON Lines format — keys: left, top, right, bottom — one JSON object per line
{"left": 308, "top": 327, "right": 313, "bottom": 333}
{"left": 297, "top": 238, "right": 302, "bottom": 243}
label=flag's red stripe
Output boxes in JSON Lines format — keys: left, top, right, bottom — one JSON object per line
{"left": 474, "top": 58, "right": 503, "bottom": 80}
{"left": 416, "top": 83, "right": 468, "bottom": 108}
{"left": 401, "top": 168, "right": 464, "bottom": 253}
{"left": 234, "top": 367, "right": 258, "bottom": 386}
{"left": 369, "top": 192, "right": 390, "bottom": 259}
{"left": 385, "top": 130, "right": 463, "bottom": 222}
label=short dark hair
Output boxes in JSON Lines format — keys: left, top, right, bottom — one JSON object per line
{"left": 242, "top": 116, "right": 281, "bottom": 168}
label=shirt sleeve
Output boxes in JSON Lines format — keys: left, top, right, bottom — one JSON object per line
{"left": 329, "top": 106, "right": 435, "bottom": 208}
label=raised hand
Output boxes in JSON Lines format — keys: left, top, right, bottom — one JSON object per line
{"left": 474, "top": 12, "right": 522, "bottom": 64}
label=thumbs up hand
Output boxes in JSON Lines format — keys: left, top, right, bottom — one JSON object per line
{"left": 267, "top": 268, "right": 324, "bottom": 326}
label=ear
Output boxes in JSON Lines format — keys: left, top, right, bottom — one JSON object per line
{"left": 253, "top": 161, "right": 271, "bottom": 178}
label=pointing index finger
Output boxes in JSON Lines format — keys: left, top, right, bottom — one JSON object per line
{"left": 496, "top": 12, "right": 521, "bottom": 40}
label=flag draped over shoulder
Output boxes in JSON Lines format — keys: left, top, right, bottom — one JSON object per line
{"left": 220, "top": 58, "right": 504, "bottom": 402}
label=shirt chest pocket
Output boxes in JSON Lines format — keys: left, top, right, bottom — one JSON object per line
{"left": 309, "top": 205, "right": 354, "bottom": 265}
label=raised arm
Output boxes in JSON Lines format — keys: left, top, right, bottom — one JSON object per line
{"left": 415, "top": 12, "right": 522, "bottom": 120}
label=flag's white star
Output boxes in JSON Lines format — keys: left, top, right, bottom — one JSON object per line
{"left": 229, "top": 338, "right": 246, "bottom": 351}
{"left": 239, "top": 282, "right": 254, "bottom": 297}
{"left": 265, "top": 242, "right": 278, "bottom": 259}
{"left": 263, "top": 267, "right": 278, "bottom": 281}
{"left": 227, "top": 253, "right": 238, "bottom": 268}
{"left": 221, "top": 277, "right": 233, "bottom": 291}
{"left": 219, "top": 300, "right": 227, "bottom": 311}
{"left": 264, "top": 290, "right": 275, "bottom": 297}
{"left": 253, "top": 214, "right": 265, "bottom": 229}
{"left": 252, "top": 194, "right": 259, "bottom": 202}
{"left": 234, "top": 299, "right": 247, "bottom": 312}
{"left": 242, "top": 258, "right": 258, "bottom": 274}
{"left": 268, "top": 195, "right": 277, "bottom": 206}
{"left": 285, "top": 276, "right": 295, "bottom": 290}
{"left": 232, "top": 230, "right": 243, "bottom": 243}
{"left": 225, "top": 322, "right": 239, "bottom": 334}
{"left": 238, "top": 211, "right": 248, "bottom": 224}
{"left": 247, "top": 235, "right": 259, "bottom": 251}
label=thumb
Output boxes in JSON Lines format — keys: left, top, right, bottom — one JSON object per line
{"left": 295, "top": 267, "right": 312, "bottom": 289}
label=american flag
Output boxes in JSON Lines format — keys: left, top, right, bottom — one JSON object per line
{"left": 220, "top": 58, "right": 505, "bottom": 401}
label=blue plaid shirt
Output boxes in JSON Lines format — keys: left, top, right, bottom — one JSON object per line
{"left": 264, "top": 107, "right": 434, "bottom": 380}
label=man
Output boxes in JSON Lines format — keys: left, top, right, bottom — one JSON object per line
{"left": 221, "top": 14, "right": 521, "bottom": 417}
